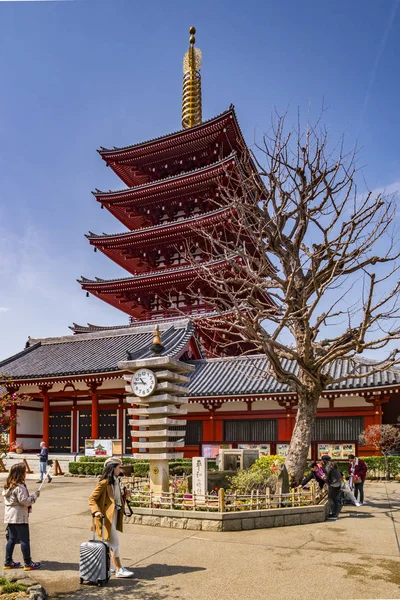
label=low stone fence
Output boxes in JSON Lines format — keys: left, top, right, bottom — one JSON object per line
{"left": 125, "top": 503, "right": 327, "bottom": 532}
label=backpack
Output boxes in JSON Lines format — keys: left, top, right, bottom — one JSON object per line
{"left": 326, "top": 464, "right": 342, "bottom": 487}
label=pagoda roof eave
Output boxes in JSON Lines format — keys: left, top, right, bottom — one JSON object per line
{"left": 78, "top": 258, "right": 230, "bottom": 291}
{"left": 98, "top": 106, "right": 237, "bottom": 159}
{"left": 92, "top": 154, "right": 236, "bottom": 203}
{"left": 86, "top": 206, "right": 232, "bottom": 246}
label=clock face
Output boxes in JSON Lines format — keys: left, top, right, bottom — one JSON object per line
{"left": 130, "top": 368, "right": 157, "bottom": 398}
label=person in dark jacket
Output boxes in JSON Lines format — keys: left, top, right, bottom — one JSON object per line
{"left": 301, "top": 461, "right": 325, "bottom": 489}
{"left": 321, "top": 455, "right": 342, "bottom": 521}
{"left": 348, "top": 454, "right": 367, "bottom": 505}
{"left": 37, "top": 442, "right": 52, "bottom": 484}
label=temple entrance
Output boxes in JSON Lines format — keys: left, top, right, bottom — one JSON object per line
{"left": 98, "top": 409, "right": 117, "bottom": 440}
{"left": 49, "top": 411, "right": 72, "bottom": 453}
{"left": 79, "top": 410, "right": 91, "bottom": 453}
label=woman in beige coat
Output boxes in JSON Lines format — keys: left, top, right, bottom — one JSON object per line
{"left": 3, "top": 463, "right": 41, "bottom": 571}
{"left": 88, "top": 457, "right": 133, "bottom": 578}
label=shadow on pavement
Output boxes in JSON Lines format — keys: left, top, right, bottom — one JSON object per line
{"left": 132, "top": 563, "right": 206, "bottom": 580}
{"left": 41, "top": 561, "right": 78, "bottom": 571}
{"left": 50, "top": 564, "right": 205, "bottom": 599}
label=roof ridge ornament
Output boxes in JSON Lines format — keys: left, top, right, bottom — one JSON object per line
{"left": 182, "top": 26, "right": 202, "bottom": 130}
{"left": 151, "top": 324, "right": 164, "bottom": 354}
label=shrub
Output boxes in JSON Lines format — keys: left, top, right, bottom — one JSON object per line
{"left": 133, "top": 462, "right": 149, "bottom": 477}
{"left": 78, "top": 456, "right": 107, "bottom": 463}
{"left": 228, "top": 455, "right": 285, "bottom": 494}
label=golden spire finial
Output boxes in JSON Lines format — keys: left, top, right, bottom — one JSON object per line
{"left": 182, "top": 26, "right": 202, "bottom": 129}
{"left": 151, "top": 324, "right": 164, "bottom": 354}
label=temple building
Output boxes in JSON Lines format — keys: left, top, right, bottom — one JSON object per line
{"left": 1, "top": 29, "right": 399, "bottom": 460}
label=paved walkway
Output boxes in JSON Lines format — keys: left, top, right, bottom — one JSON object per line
{"left": 0, "top": 475, "right": 399, "bottom": 600}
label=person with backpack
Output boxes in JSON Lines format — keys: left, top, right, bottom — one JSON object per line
{"left": 348, "top": 454, "right": 368, "bottom": 505}
{"left": 2, "top": 463, "right": 41, "bottom": 571}
{"left": 321, "top": 455, "right": 342, "bottom": 521}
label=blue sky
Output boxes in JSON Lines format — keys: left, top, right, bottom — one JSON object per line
{"left": 0, "top": 0, "right": 399, "bottom": 360}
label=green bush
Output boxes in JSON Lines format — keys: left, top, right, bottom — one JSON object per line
{"left": 228, "top": 455, "right": 285, "bottom": 494}
{"left": 361, "top": 455, "right": 400, "bottom": 478}
{"left": 78, "top": 456, "right": 107, "bottom": 463}
{"left": 133, "top": 462, "right": 149, "bottom": 477}
{"left": 69, "top": 463, "right": 80, "bottom": 474}
{"left": 0, "top": 581, "right": 28, "bottom": 593}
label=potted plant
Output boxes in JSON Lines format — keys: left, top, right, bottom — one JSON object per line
{"left": 11, "top": 441, "right": 24, "bottom": 454}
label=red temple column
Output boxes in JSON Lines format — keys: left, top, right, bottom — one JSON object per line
{"left": 6, "top": 385, "right": 19, "bottom": 449}
{"left": 39, "top": 386, "right": 51, "bottom": 447}
{"left": 89, "top": 382, "right": 101, "bottom": 439}
{"left": 9, "top": 404, "right": 17, "bottom": 446}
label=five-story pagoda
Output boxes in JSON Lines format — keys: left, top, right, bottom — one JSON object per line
{"left": 78, "top": 28, "right": 266, "bottom": 355}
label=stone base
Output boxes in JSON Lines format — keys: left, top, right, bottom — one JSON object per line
{"left": 125, "top": 502, "right": 328, "bottom": 532}
{"left": 149, "top": 459, "right": 169, "bottom": 493}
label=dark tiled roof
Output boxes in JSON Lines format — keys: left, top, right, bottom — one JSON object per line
{"left": 69, "top": 323, "right": 131, "bottom": 334}
{"left": 0, "top": 321, "right": 197, "bottom": 380}
{"left": 187, "top": 355, "right": 400, "bottom": 396}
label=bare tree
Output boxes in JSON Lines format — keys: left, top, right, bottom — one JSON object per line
{"left": 359, "top": 424, "right": 400, "bottom": 479}
{"left": 179, "top": 111, "right": 400, "bottom": 484}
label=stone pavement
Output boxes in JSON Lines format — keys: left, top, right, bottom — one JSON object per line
{"left": 0, "top": 475, "right": 399, "bottom": 600}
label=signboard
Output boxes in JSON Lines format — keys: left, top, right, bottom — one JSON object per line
{"left": 317, "top": 443, "right": 356, "bottom": 460}
{"left": 277, "top": 444, "right": 311, "bottom": 459}
{"left": 192, "top": 457, "right": 207, "bottom": 496}
{"left": 85, "top": 439, "right": 123, "bottom": 457}
{"left": 201, "top": 443, "right": 232, "bottom": 459}
{"left": 238, "top": 444, "right": 271, "bottom": 457}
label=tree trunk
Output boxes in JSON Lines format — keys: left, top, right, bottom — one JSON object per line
{"left": 285, "top": 389, "right": 320, "bottom": 486}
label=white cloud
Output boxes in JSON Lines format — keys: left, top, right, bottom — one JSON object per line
{"left": 0, "top": 307, "right": 10, "bottom": 313}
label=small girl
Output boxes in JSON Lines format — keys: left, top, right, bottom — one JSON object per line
{"left": 2, "top": 462, "right": 41, "bottom": 570}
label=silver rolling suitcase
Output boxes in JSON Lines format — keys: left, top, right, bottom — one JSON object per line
{"left": 79, "top": 516, "right": 110, "bottom": 587}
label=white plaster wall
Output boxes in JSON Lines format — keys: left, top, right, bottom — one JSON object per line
{"left": 187, "top": 402, "right": 208, "bottom": 413}
{"left": 16, "top": 438, "right": 40, "bottom": 451}
{"left": 218, "top": 402, "right": 248, "bottom": 412}
{"left": 318, "top": 398, "right": 330, "bottom": 408}
{"left": 17, "top": 409, "right": 42, "bottom": 435}
{"left": 333, "top": 395, "right": 367, "bottom": 407}
{"left": 252, "top": 400, "right": 282, "bottom": 411}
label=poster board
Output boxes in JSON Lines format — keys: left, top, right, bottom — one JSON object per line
{"left": 201, "top": 443, "right": 232, "bottom": 459}
{"left": 317, "top": 443, "right": 356, "bottom": 460}
{"left": 238, "top": 443, "right": 271, "bottom": 456}
{"left": 277, "top": 444, "right": 312, "bottom": 459}
{"left": 85, "top": 439, "right": 123, "bottom": 457}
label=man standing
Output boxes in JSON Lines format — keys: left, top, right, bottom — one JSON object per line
{"left": 37, "top": 441, "right": 52, "bottom": 484}
{"left": 321, "top": 455, "right": 343, "bottom": 521}
{"left": 348, "top": 454, "right": 367, "bottom": 505}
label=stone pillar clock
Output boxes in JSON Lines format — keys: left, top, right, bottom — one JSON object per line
{"left": 118, "top": 355, "right": 194, "bottom": 494}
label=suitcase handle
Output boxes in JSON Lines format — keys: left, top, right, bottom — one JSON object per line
{"left": 92, "top": 514, "right": 105, "bottom": 542}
